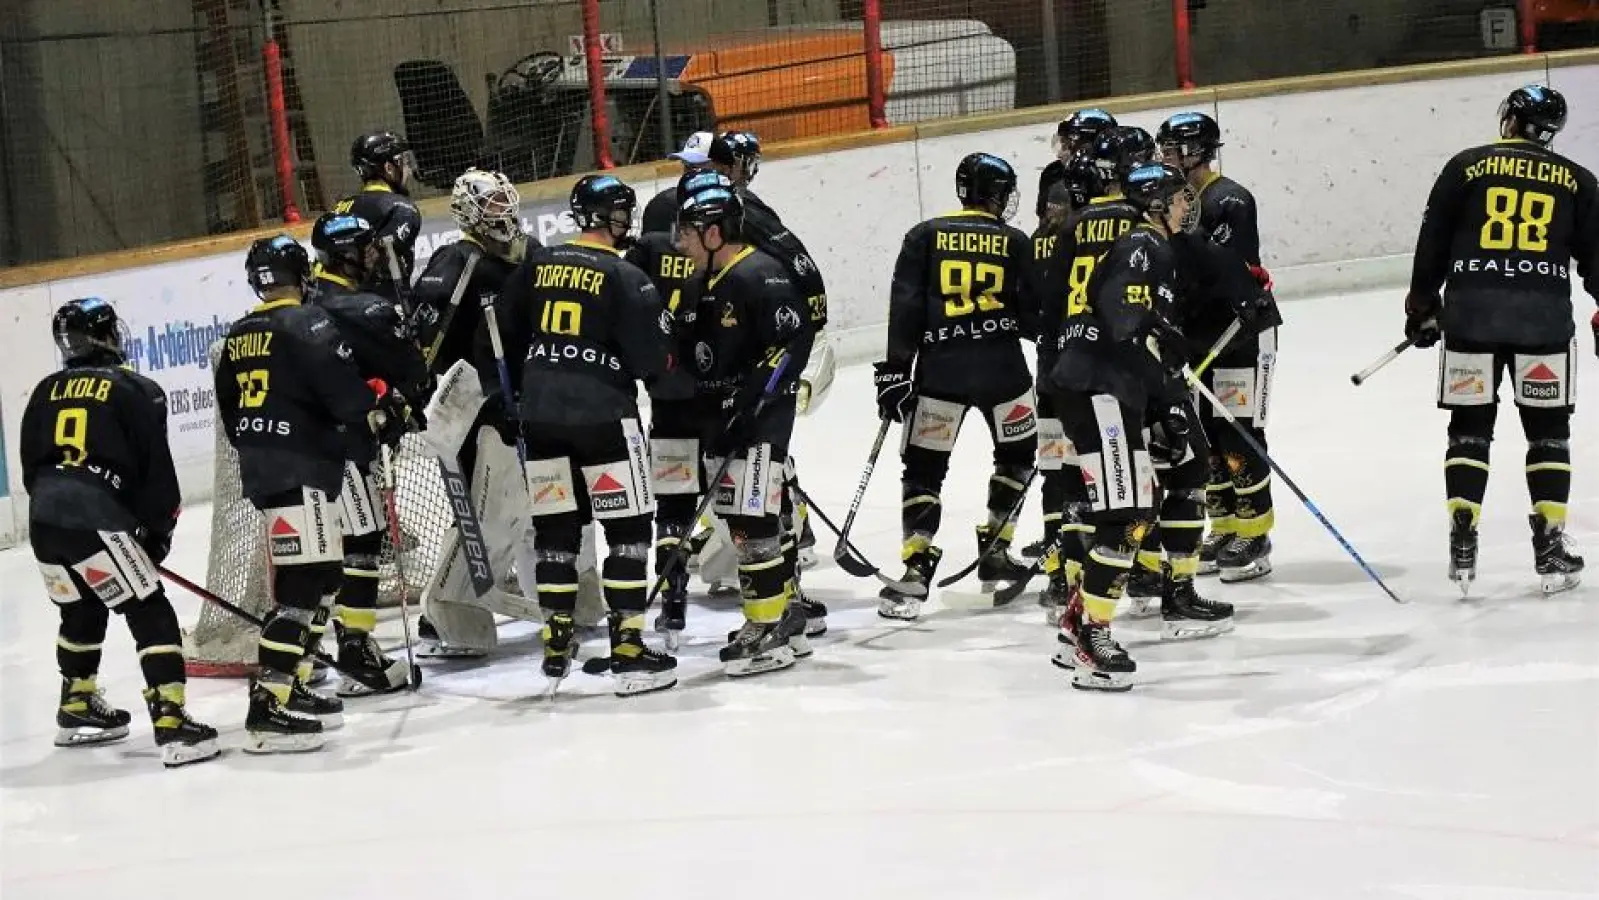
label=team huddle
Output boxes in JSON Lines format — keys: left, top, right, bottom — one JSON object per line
{"left": 19, "top": 85, "right": 1595, "bottom": 766}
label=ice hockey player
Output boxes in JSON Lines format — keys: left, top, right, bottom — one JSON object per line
{"left": 1047, "top": 163, "right": 1235, "bottom": 691}
{"left": 1158, "top": 111, "right": 1277, "bottom": 582}
{"left": 309, "top": 212, "right": 432, "bottom": 696}
{"left": 487, "top": 174, "right": 679, "bottom": 695}
{"left": 215, "top": 235, "right": 397, "bottom": 751}
{"left": 675, "top": 172, "right": 816, "bottom": 675}
{"left": 332, "top": 130, "right": 423, "bottom": 306}
{"left": 1030, "top": 134, "right": 1148, "bottom": 623}
{"left": 20, "top": 298, "right": 219, "bottom": 767}
{"left": 1036, "top": 108, "right": 1117, "bottom": 221}
{"left": 642, "top": 131, "right": 715, "bottom": 234}
{"left": 703, "top": 131, "right": 831, "bottom": 628}
{"left": 874, "top": 152, "right": 1038, "bottom": 620}
{"left": 1405, "top": 84, "right": 1597, "bottom": 595}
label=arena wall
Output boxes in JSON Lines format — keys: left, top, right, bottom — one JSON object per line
{"left": 0, "top": 50, "right": 1593, "bottom": 547}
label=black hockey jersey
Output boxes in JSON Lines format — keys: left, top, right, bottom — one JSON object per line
{"left": 490, "top": 239, "right": 670, "bottom": 426}
{"left": 1410, "top": 139, "right": 1599, "bottom": 345}
{"left": 214, "top": 297, "right": 376, "bottom": 500}
{"left": 411, "top": 238, "right": 522, "bottom": 375}
{"left": 888, "top": 210, "right": 1036, "bottom": 401}
{"left": 625, "top": 230, "right": 700, "bottom": 402}
{"left": 331, "top": 182, "right": 423, "bottom": 303}
{"left": 1042, "top": 195, "right": 1140, "bottom": 354}
{"left": 1194, "top": 173, "right": 1262, "bottom": 267}
{"left": 311, "top": 272, "right": 431, "bottom": 462}
{"left": 1051, "top": 224, "right": 1180, "bottom": 410}
{"left": 641, "top": 185, "right": 680, "bottom": 236}
{"left": 741, "top": 190, "right": 828, "bottom": 328}
{"left": 22, "top": 360, "right": 180, "bottom": 534}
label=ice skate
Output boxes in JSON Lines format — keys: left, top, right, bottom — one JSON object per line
{"left": 796, "top": 515, "right": 818, "bottom": 570}
{"left": 608, "top": 616, "right": 678, "bottom": 697}
{"left": 653, "top": 564, "right": 689, "bottom": 651}
{"left": 244, "top": 681, "right": 325, "bottom": 754}
{"left": 1218, "top": 535, "right": 1273, "bottom": 583}
{"left": 1066, "top": 619, "right": 1135, "bottom": 692}
{"left": 1037, "top": 569, "right": 1071, "bottom": 626}
{"left": 1123, "top": 561, "right": 1165, "bottom": 618}
{"left": 975, "top": 524, "right": 1029, "bottom": 591}
{"left": 1197, "top": 530, "right": 1230, "bottom": 576}
{"left": 334, "top": 622, "right": 410, "bottom": 697}
{"left": 796, "top": 592, "right": 828, "bottom": 637}
{"left": 1448, "top": 508, "right": 1478, "bottom": 596}
{"left": 1020, "top": 537, "right": 1050, "bottom": 559}
{"left": 415, "top": 615, "right": 488, "bottom": 660}
{"left": 719, "top": 620, "right": 796, "bottom": 677}
{"left": 144, "top": 686, "right": 220, "bottom": 768}
{"left": 1532, "top": 514, "right": 1584, "bottom": 595}
{"left": 1050, "top": 589, "right": 1085, "bottom": 670}
{"left": 1160, "top": 579, "right": 1235, "bottom": 641}
{"left": 878, "top": 546, "right": 941, "bottom": 621}
{"left": 776, "top": 603, "right": 813, "bottom": 658}
{"left": 54, "top": 677, "right": 131, "bottom": 747}
{"left": 288, "top": 678, "right": 344, "bottom": 730}
{"left": 541, "top": 612, "right": 578, "bottom": 691}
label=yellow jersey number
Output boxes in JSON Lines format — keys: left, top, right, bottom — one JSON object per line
{"left": 1066, "top": 256, "right": 1096, "bottom": 317}
{"left": 940, "top": 259, "right": 1005, "bottom": 318}
{"left": 54, "top": 408, "right": 88, "bottom": 465}
{"left": 540, "top": 299, "right": 583, "bottom": 336}
{"left": 1480, "top": 187, "right": 1555, "bottom": 252}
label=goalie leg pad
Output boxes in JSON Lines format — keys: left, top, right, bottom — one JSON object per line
{"left": 421, "top": 359, "right": 489, "bottom": 459}
{"left": 798, "top": 332, "right": 836, "bottom": 415}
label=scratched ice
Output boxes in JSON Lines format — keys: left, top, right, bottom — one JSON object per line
{"left": 1, "top": 289, "right": 1594, "bottom": 899}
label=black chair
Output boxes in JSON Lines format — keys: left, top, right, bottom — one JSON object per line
{"left": 393, "top": 60, "right": 487, "bottom": 191}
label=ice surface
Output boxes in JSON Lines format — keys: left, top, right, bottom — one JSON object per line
{"left": 1, "top": 290, "right": 1595, "bottom": 899}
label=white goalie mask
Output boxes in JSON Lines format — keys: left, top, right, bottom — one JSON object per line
{"left": 450, "top": 168, "right": 523, "bottom": 245}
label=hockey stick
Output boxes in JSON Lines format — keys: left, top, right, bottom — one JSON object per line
{"left": 829, "top": 419, "right": 894, "bottom": 575}
{"left": 1185, "top": 366, "right": 1404, "bottom": 603}
{"left": 935, "top": 467, "right": 1040, "bottom": 589}
{"left": 379, "top": 444, "right": 423, "bottom": 689}
{"left": 158, "top": 566, "right": 419, "bottom": 692}
{"left": 480, "top": 298, "right": 529, "bottom": 467}
{"left": 1350, "top": 335, "right": 1420, "bottom": 386}
{"left": 792, "top": 484, "right": 926, "bottom": 596}
{"left": 646, "top": 356, "right": 792, "bottom": 608}
{"left": 1191, "top": 318, "right": 1243, "bottom": 379}
{"left": 381, "top": 236, "right": 416, "bottom": 317}
{"left": 421, "top": 250, "right": 481, "bottom": 369}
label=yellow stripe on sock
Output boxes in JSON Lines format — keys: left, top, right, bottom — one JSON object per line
{"left": 1445, "top": 457, "right": 1491, "bottom": 472}
{"left": 337, "top": 607, "right": 378, "bottom": 632}
{"left": 1089, "top": 547, "right": 1135, "bottom": 570}
{"left": 1135, "top": 550, "right": 1163, "bottom": 572}
{"left": 56, "top": 637, "right": 103, "bottom": 654}
{"left": 259, "top": 637, "right": 305, "bottom": 656}
{"left": 539, "top": 583, "right": 579, "bottom": 593}
{"left": 1235, "top": 476, "right": 1273, "bottom": 496}
{"left": 739, "top": 555, "right": 786, "bottom": 573}
{"left": 618, "top": 613, "right": 646, "bottom": 631}
{"left": 156, "top": 683, "right": 185, "bottom": 705}
{"left": 1233, "top": 510, "right": 1275, "bottom": 539}
{"left": 1208, "top": 516, "right": 1237, "bottom": 536}
{"left": 68, "top": 677, "right": 98, "bottom": 694}
{"left": 1160, "top": 518, "right": 1206, "bottom": 530}
{"left": 1526, "top": 462, "right": 1573, "bottom": 473}
{"left": 1446, "top": 498, "right": 1483, "bottom": 527}
{"left": 296, "top": 659, "right": 314, "bottom": 683}
{"left": 137, "top": 644, "right": 183, "bottom": 659}
{"left": 744, "top": 594, "right": 787, "bottom": 623}
{"left": 603, "top": 578, "right": 650, "bottom": 590}
{"left": 1170, "top": 555, "right": 1199, "bottom": 578}
{"left": 1082, "top": 591, "right": 1118, "bottom": 623}
{"left": 1533, "top": 501, "right": 1567, "bottom": 526}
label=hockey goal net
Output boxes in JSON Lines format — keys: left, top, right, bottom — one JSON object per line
{"left": 185, "top": 341, "right": 456, "bottom": 677}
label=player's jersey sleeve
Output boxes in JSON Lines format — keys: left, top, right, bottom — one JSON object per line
{"left": 612, "top": 260, "right": 671, "bottom": 382}
{"left": 1090, "top": 232, "right": 1162, "bottom": 344}
{"left": 298, "top": 308, "right": 378, "bottom": 430}
{"left": 887, "top": 222, "right": 932, "bottom": 368}
{"left": 750, "top": 264, "right": 814, "bottom": 388}
{"left": 1575, "top": 166, "right": 1599, "bottom": 301}
{"left": 411, "top": 242, "right": 472, "bottom": 347}
{"left": 1208, "top": 181, "right": 1262, "bottom": 266}
{"left": 121, "top": 373, "right": 181, "bottom": 534}
{"left": 1410, "top": 151, "right": 1472, "bottom": 296}
{"left": 1010, "top": 224, "right": 1042, "bottom": 340}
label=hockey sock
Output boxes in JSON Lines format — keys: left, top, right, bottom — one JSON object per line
{"left": 1159, "top": 490, "right": 1206, "bottom": 580}
{"left": 1082, "top": 520, "right": 1144, "bottom": 623}
{"left": 334, "top": 532, "right": 382, "bottom": 634}
{"left": 902, "top": 484, "right": 942, "bottom": 545}
{"left": 258, "top": 605, "right": 315, "bottom": 700}
{"left": 733, "top": 530, "right": 788, "bottom": 623}
{"left": 985, "top": 464, "right": 1030, "bottom": 529}
{"left": 535, "top": 550, "right": 580, "bottom": 615}
{"left": 122, "top": 593, "right": 187, "bottom": 690}
{"left": 1206, "top": 452, "right": 1237, "bottom": 535}
{"left": 1526, "top": 438, "right": 1572, "bottom": 527}
{"left": 1040, "top": 467, "right": 1065, "bottom": 542}
{"left": 602, "top": 543, "right": 650, "bottom": 626}
{"left": 1444, "top": 435, "right": 1492, "bottom": 527}
{"left": 297, "top": 597, "right": 333, "bottom": 682}
{"left": 56, "top": 599, "right": 109, "bottom": 681}
{"left": 1231, "top": 429, "right": 1275, "bottom": 538}
{"left": 1135, "top": 522, "right": 1163, "bottom": 575}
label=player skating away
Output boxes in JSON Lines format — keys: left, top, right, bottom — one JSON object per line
{"left": 675, "top": 173, "right": 816, "bottom": 675}
{"left": 20, "top": 298, "right": 219, "bottom": 767}
{"left": 1405, "top": 84, "right": 1597, "bottom": 595}
{"left": 332, "top": 131, "right": 423, "bottom": 307}
{"left": 1030, "top": 134, "right": 1148, "bottom": 624}
{"left": 309, "top": 213, "right": 432, "bottom": 696}
{"left": 1035, "top": 108, "right": 1117, "bottom": 222}
{"left": 874, "top": 152, "right": 1039, "bottom": 621}
{"left": 486, "top": 175, "right": 678, "bottom": 695}
{"left": 1158, "top": 112, "right": 1277, "bottom": 582}
{"left": 1047, "top": 164, "right": 1235, "bottom": 690}
{"left": 215, "top": 236, "right": 397, "bottom": 751}
{"left": 641, "top": 131, "right": 715, "bottom": 235}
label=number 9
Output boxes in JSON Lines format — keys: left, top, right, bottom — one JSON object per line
{"left": 55, "top": 408, "right": 88, "bottom": 465}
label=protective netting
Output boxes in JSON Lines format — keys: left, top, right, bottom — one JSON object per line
{"left": 186, "top": 342, "right": 454, "bottom": 676}
{"left": 6, "top": 0, "right": 1593, "bottom": 266}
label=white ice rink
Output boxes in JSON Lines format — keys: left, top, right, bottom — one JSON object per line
{"left": 1, "top": 289, "right": 1595, "bottom": 899}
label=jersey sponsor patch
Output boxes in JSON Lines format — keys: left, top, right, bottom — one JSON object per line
{"left": 709, "top": 445, "right": 784, "bottom": 518}
{"left": 1036, "top": 417, "right": 1068, "bottom": 471}
{"left": 99, "top": 531, "right": 158, "bottom": 600}
{"left": 906, "top": 396, "right": 963, "bottom": 453}
{"left": 1437, "top": 349, "right": 1495, "bottom": 408}
{"left": 339, "top": 462, "right": 382, "bottom": 537}
{"left": 1212, "top": 367, "right": 1256, "bottom": 418}
{"left": 270, "top": 514, "right": 303, "bottom": 557}
{"left": 38, "top": 563, "right": 81, "bottom": 605}
{"left": 650, "top": 437, "right": 700, "bottom": 496}
{"left": 526, "top": 457, "right": 579, "bottom": 516}
{"left": 263, "top": 489, "right": 342, "bottom": 565}
{"left": 73, "top": 552, "right": 131, "bottom": 607}
{"left": 1514, "top": 350, "right": 1572, "bottom": 409}
{"left": 993, "top": 392, "right": 1038, "bottom": 442}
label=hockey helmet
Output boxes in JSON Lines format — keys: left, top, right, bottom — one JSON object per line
{"left": 1053, "top": 108, "right": 1118, "bottom": 157}
{"left": 569, "top": 174, "right": 637, "bottom": 235}
{"left": 1156, "top": 112, "right": 1223, "bottom": 167}
{"left": 1499, "top": 85, "right": 1567, "bottom": 145}
{"left": 245, "top": 234, "right": 311, "bottom": 298}
{"left": 451, "top": 168, "right": 523, "bottom": 245}
{"left": 955, "top": 152, "right": 1019, "bottom": 221}
{"left": 1093, "top": 126, "right": 1158, "bottom": 187}
{"left": 53, "top": 297, "right": 126, "bottom": 365}
{"left": 1123, "top": 163, "right": 1189, "bottom": 217}
{"left": 311, "top": 212, "right": 379, "bottom": 273}
{"left": 710, "top": 131, "right": 763, "bottom": 186}
{"left": 350, "top": 130, "right": 414, "bottom": 188}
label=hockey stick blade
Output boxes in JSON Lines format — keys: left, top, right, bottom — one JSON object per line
{"left": 793, "top": 485, "right": 926, "bottom": 598}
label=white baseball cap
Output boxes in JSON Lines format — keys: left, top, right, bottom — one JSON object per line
{"left": 669, "top": 131, "right": 714, "bottom": 165}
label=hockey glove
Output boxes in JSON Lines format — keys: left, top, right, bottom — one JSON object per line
{"left": 367, "top": 378, "right": 414, "bottom": 448}
{"left": 1404, "top": 290, "right": 1441, "bottom": 349}
{"left": 873, "top": 361, "right": 915, "bottom": 422}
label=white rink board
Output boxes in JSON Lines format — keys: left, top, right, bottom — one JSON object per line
{"left": 0, "top": 289, "right": 1594, "bottom": 900}
{"left": 0, "top": 61, "right": 1594, "bottom": 543}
